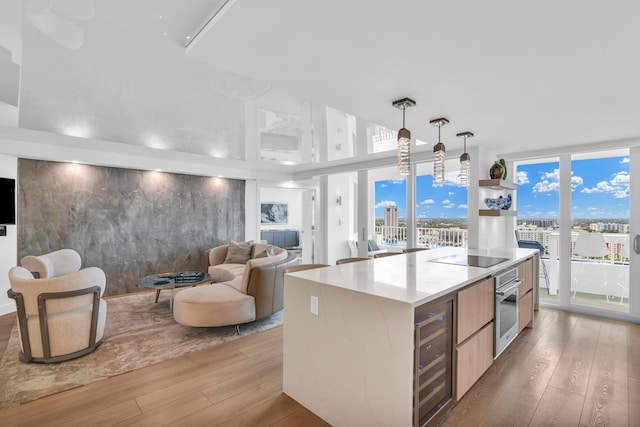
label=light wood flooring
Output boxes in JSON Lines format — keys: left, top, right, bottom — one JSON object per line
{"left": 0, "top": 308, "right": 638, "bottom": 426}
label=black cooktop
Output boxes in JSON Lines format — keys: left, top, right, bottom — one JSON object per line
{"left": 429, "top": 254, "right": 509, "bottom": 268}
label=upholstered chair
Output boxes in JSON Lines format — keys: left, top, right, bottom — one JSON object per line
{"left": 7, "top": 255, "right": 107, "bottom": 363}
{"left": 20, "top": 248, "right": 82, "bottom": 278}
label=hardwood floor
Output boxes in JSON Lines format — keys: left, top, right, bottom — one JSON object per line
{"left": 0, "top": 308, "right": 638, "bottom": 426}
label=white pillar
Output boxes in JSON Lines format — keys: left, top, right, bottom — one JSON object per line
{"left": 559, "top": 154, "right": 572, "bottom": 306}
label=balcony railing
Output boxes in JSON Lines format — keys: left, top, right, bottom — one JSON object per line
{"left": 520, "top": 229, "right": 630, "bottom": 301}
{"left": 374, "top": 226, "right": 468, "bottom": 248}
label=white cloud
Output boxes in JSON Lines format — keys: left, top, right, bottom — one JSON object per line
{"left": 517, "top": 171, "right": 529, "bottom": 185}
{"left": 448, "top": 192, "right": 455, "bottom": 196}
{"left": 380, "top": 183, "right": 387, "bottom": 188}
{"left": 532, "top": 168, "right": 582, "bottom": 192}
{"left": 432, "top": 171, "right": 462, "bottom": 187}
{"left": 580, "top": 171, "right": 629, "bottom": 198}
{"left": 421, "top": 199, "right": 435, "bottom": 205}
{"left": 375, "top": 200, "right": 397, "bottom": 208}
{"left": 442, "top": 199, "right": 456, "bottom": 209}
{"left": 581, "top": 181, "right": 615, "bottom": 194}
{"left": 621, "top": 157, "right": 630, "bottom": 163}
{"left": 390, "top": 179, "right": 405, "bottom": 185}
{"left": 458, "top": 204, "right": 468, "bottom": 209}
{"left": 587, "top": 207, "right": 598, "bottom": 211}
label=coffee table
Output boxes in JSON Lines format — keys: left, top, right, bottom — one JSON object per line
{"left": 136, "top": 271, "right": 212, "bottom": 309}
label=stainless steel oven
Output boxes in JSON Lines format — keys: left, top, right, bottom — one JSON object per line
{"left": 494, "top": 267, "right": 522, "bottom": 357}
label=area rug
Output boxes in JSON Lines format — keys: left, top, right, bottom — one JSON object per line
{"left": 0, "top": 291, "right": 283, "bottom": 409}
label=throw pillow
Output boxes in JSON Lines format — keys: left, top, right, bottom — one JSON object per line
{"left": 224, "top": 240, "right": 253, "bottom": 264}
{"left": 367, "top": 239, "right": 381, "bottom": 251}
{"left": 254, "top": 245, "right": 276, "bottom": 259}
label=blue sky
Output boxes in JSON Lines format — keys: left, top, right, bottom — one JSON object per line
{"left": 375, "top": 171, "right": 468, "bottom": 219}
{"left": 516, "top": 156, "right": 629, "bottom": 219}
{"left": 375, "top": 155, "right": 630, "bottom": 220}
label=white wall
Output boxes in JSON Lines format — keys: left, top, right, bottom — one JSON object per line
{"left": 0, "top": 0, "right": 20, "bottom": 127}
{"left": 0, "top": 153, "right": 17, "bottom": 315}
{"left": 325, "top": 172, "right": 357, "bottom": 264}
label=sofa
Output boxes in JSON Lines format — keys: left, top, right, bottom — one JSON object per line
{"left": 173, "top": 241, "right": 298, "bottom": 330}
{"left": 7, "top": 249, "right": 107, "bottom": 363}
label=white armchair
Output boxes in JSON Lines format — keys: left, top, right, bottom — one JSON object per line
{"left": 7, "top": 249, "right": 107, "bottom": 363}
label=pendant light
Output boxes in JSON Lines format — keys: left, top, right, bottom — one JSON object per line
{"left": 392, "top": 98, "right": 416, "bottom": 176}
{"left": 430, "top": 117, "right": 449, "bottom": 182}
{"left": 456, "top": 132, "right": 473, "bottom": 187}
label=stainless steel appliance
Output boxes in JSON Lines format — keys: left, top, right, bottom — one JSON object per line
{"left": 494, "top": 267, "right": 522, "bottom": 357}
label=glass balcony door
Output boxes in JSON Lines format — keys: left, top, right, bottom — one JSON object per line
{"left": 569, "top": 151, "right": 629, "bottom": 314}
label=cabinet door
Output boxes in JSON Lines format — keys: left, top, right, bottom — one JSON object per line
{"left": 518, "top": 291, "right": 533, "bottom": 332}
{"left": 273, "top": 231, "right": 286, "bottom": 248}
{"left": 517, "top": 258, "right": 533, "bottom": 295}
{"left": 455, "top": 321, "right": 494, "bottom": 401}
{"left": 456, "top": 277, "right": 494, "bottom": 344}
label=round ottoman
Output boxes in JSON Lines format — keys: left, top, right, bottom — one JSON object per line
{"left": 173, "top": 283, "right": 256, "bottom": 327}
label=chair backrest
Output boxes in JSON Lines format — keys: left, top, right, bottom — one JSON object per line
{"left": 347, "top": 241, "right": 358, "bottom": 257}
{"left": 20, "top": 249, "right": 82, "bottom": 278}
{"left": 403, "top": 247, "right": 428, "bottom": 253}
{"left": 621, "top": 237, "right": 630, "bottom": 259}
{"left": 284, "top": 264, "right": 330, "bottom": 274}
{"left": 573, "top": 232, "right": 609, "bottom": 258}
{"left": 336, "top": 257, "right": 369, "bottom": 265}
{"left": 374, "top": 252, "right": 402, "bottom": 258}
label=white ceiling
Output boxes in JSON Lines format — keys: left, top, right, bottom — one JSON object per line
{"left": 186, "top": 0, "right": 640, "bottom": 157}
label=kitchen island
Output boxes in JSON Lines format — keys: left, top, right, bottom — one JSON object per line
{"left": 283, "top": 247, "right": 538, "bottom": 427}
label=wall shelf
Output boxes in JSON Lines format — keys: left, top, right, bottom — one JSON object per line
{"left": 479, "top": 209, "right": 518, "bottom": 217}
{"left": 478, "top": 179, "right": 518, "bottom": 191}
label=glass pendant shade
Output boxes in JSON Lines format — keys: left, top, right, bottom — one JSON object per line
{"left": 459, "top": 152, "right": 471, "bottom": 187}
{"left": 392, "top": 98, "right": 416, "bottom": 176}
{"left": 433, "top": 142, "right": 445, "bottom": 182}
{"left": 456, "top": 131, "right": 473, "bottom": 187}
{"left": 397, "top": 128, "right": 411, "bottom": 175}
{"left": 430, "top": 118, "right": 449, "bottom": 183}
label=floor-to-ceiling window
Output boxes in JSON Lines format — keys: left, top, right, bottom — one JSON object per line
{"left": 570, "top": 151, "right": 629, "bottom": 314}
{"left": 516, "top": 150, "right": 632, "bottom": 317}
{"left": 515, "top": 158, "right": 560, "bottom": 304}
{"left": 414, "top": 161, "right": 467, "bottom": 249}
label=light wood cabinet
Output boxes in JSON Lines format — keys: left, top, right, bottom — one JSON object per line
{"left": 517, "top": 257, "right": 534, "bottom": 332}
{"left": 456, "top": 277, "right": 494, "bottom": 344}
{"left": 455, "top": 277, "right": 495, "bottom": 401}
{"left": 518, "top": 291, "right": 533, "bottom": 333}
{"left": 455, "top": 321, "right": 494, "bottom": 400}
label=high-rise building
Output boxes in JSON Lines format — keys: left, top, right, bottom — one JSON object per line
{"left": 383, "top": 205, "right": 398, "bottom": 242}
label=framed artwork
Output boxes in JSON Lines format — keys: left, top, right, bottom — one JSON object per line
{"left": 261, "top": 202, "right": 288, "bottom": 224}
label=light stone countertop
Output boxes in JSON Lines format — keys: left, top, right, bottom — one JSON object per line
{"left": 288, "top": 246, "right": 538, "bottom": 307}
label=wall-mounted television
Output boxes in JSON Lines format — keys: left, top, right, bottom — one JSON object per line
{"left": 0, "top": 177, "right": 16, "bottom": 225}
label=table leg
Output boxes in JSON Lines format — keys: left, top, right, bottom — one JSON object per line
{"left": 155, "top": 288, "right": 161, "bottom": 303}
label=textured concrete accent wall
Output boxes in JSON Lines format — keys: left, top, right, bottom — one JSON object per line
{"left": 17, "top": 159, "right": 245, "bottom": 296}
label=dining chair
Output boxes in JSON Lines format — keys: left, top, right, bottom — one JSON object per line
{"left": 336, "top": 257, "right": 369, "bottom": 265}
{"left": 514, "top": 231, "right": 550, "bottom": 292}
{"left": 572, "top": 232, "right": 610, "bottom": 302}
{"left": 615, "top": 237, "right": 630, "bottom": 304}
{"left": 373, "top": 252, "right": 402, "bottom": 258}
{"left": 403, "top": 247, "right": 429, "bottom": 253}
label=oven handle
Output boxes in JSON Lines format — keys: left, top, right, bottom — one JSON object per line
{"left": 495, "top": 279, "right": 523, "bottom": 296}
